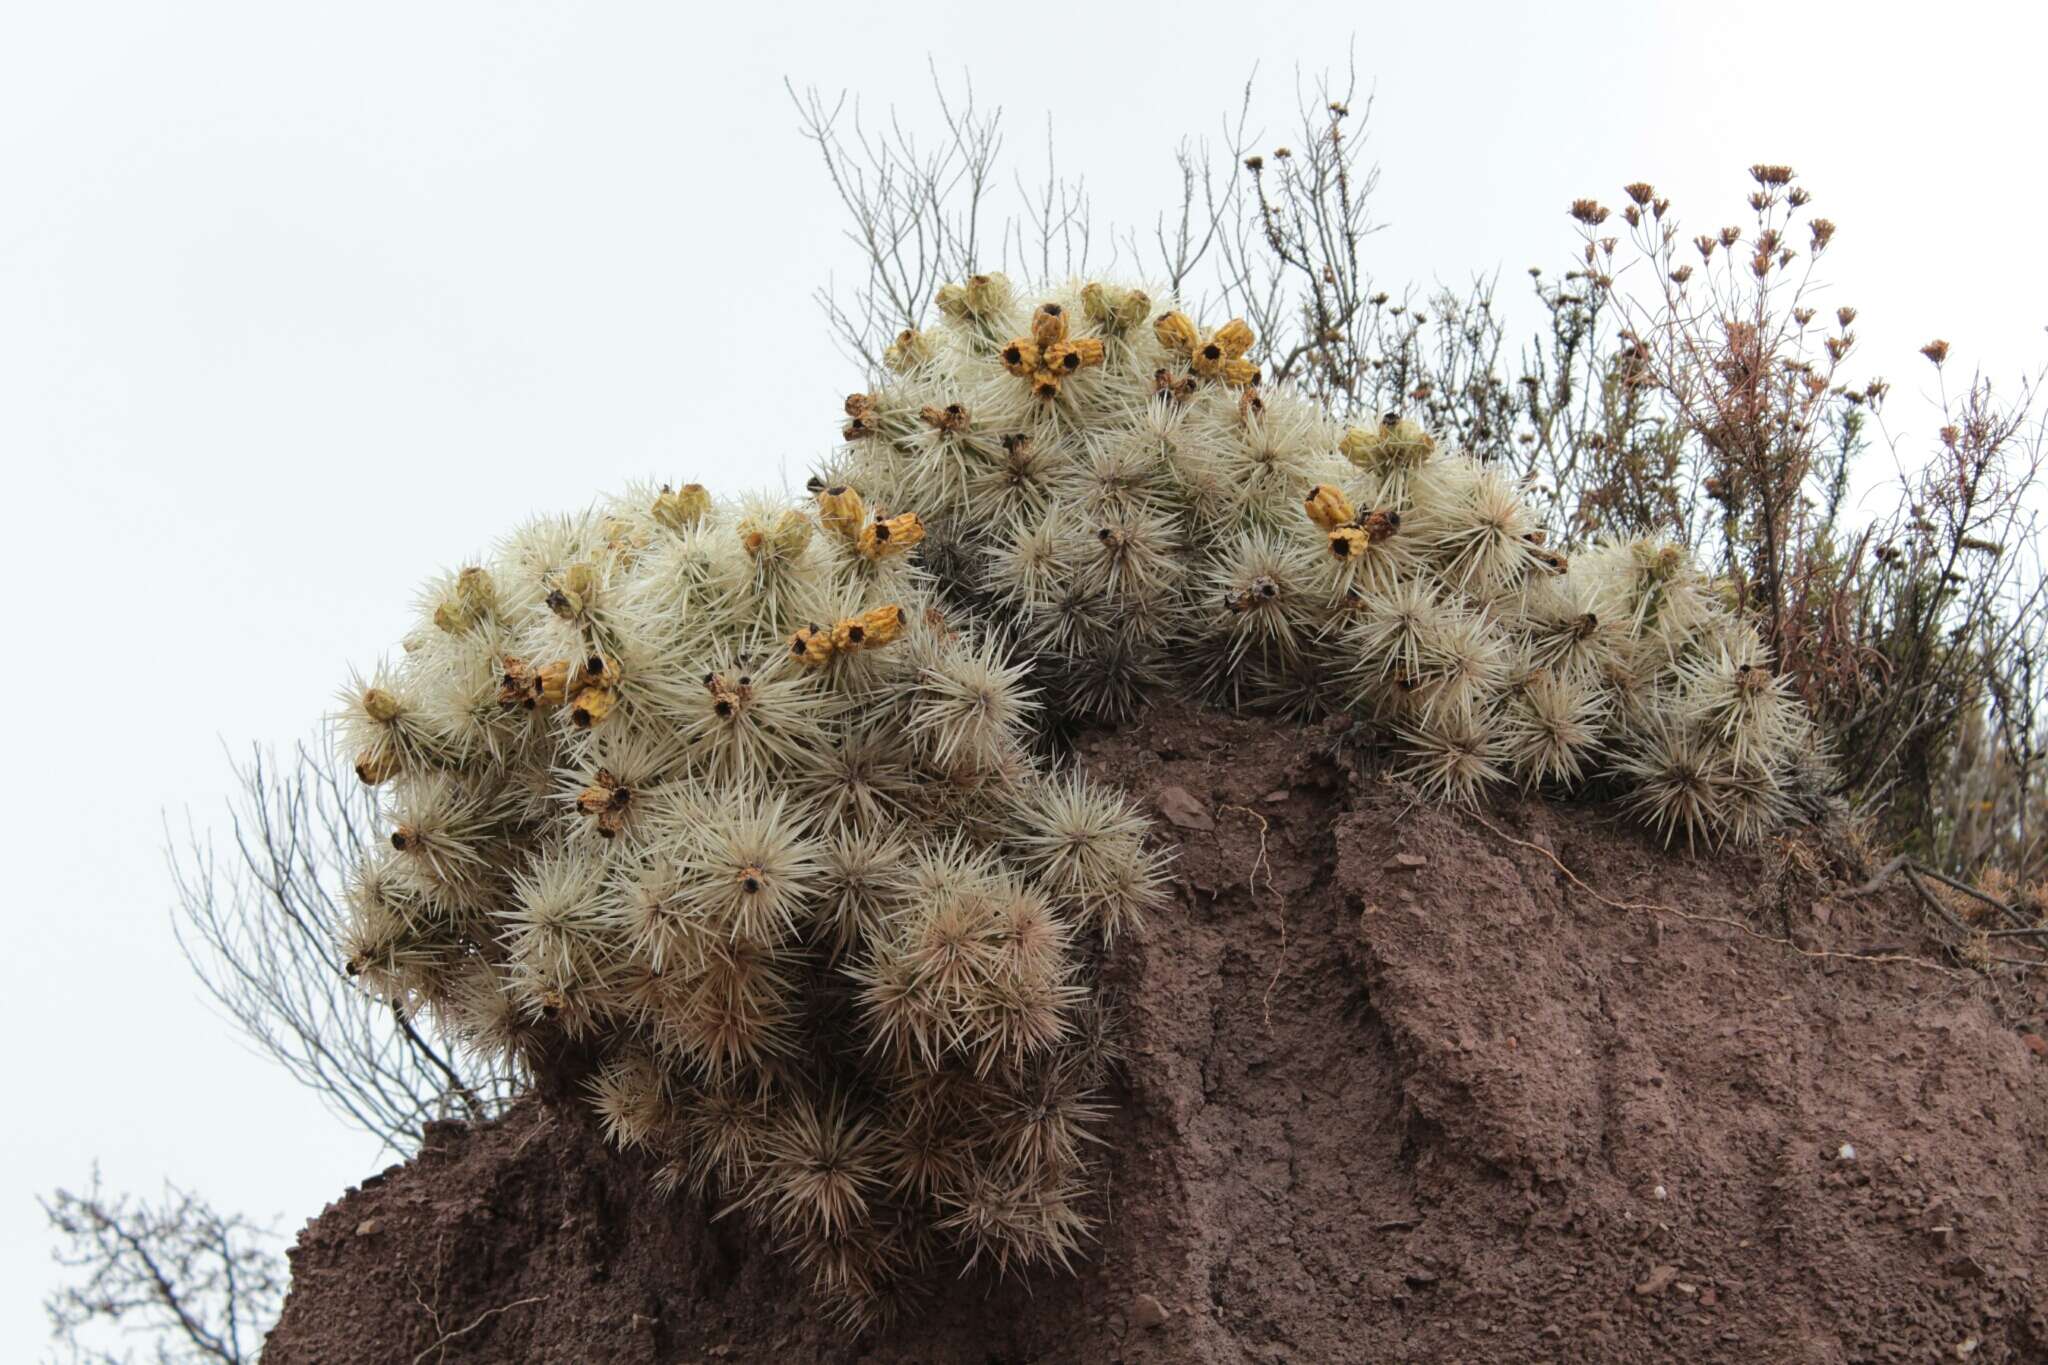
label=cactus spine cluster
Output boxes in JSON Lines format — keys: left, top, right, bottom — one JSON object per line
{"left": 831, "top": 274, "right": 1819, "bottom": 847}
{"left": 334, "top": 273, "right": 1826, "bottom": 1326}
{"left": 339, "top": 479, "right": 1167, "bottom": 1324}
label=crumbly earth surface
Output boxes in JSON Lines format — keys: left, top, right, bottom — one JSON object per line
{"left": 267, "top": 705, "right": 2048, "bottom": 1363}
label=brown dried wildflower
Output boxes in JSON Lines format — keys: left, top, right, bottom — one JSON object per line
{"left": 1623, "top": 182, "right": 1655, "bottom": 206}
{"left": 1809, "top": 218, "right": 1836, "bottom": 250}
{"left": 499, "top": 656, "right": 569, "bottom": 711}
{"left": 577, "top": 768, "right": 634, "bottom": 839}
{"left": 842, "top": 392, "right": 879, "bottom": 441}
{"left": 1568, "top": 199, "right": 1610, "bottom": 226}
{"left": 1921, "top": 339, "right": 1951, "bottom": 366}
{"left": 920, "top": 402, "right": 970, "bottom": 434}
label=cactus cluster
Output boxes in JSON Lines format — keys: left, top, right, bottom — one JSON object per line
{"left": 828, "top": 274, "right": 1821, "bottom": 847}
{"left": 337, "top": 481, "right": 1168, "bottom": 1324}
{"left": 332, "top": 272, "right": 1829, "bottom": 1327}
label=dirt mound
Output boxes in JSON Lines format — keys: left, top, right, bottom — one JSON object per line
{"left": 267, "top": 705, "right": 2048, "bottom": 1363}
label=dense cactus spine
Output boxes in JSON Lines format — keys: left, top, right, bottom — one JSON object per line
{"left": 337, "top": 477, "right": 1168, "bottom": 1326}
{"left": 334, "top": 271, "right": 1827, "bottom": 1328}
{"left": 834, "top": 273, "right": 1820, "bottom": 845}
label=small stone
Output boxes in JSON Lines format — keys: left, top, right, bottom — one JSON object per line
{"left": 1650, "top": 1184, "right": 1668, "bottom": 1201}
{"left": 2021, "top": 1034, "right": 2046, "bottom": 1059}
{"left": 354, "top": 1218, "right": 379, "bottom": 1237}
{"left": 1956, "top": 1336, "right": 1981, "bottom": 1359}
{"left": 1154, "top": 785, "right": 1214, "bottom": 831}
{"left": 1699, "top": 1288, "right": 1718, "bottom": 1308}
{"left": 1633, "top": 1264, "right": 1679, "bottom": 1297}
{"left": 1385, "top": 852, "right": 1427, "bottom": 871}
{"left": 1836, "top": 1142, "right": 1858, "bottom": 1162}
{"left": 1261, "top": 788, "right": 1289, "bottom": 804}
{"left": 1131, "top": 1292, "right": 1168, "bottom": 1330}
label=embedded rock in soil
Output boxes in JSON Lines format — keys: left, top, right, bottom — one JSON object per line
{"left": 266, "top": 704, "right": 2048, "bottom": 1364}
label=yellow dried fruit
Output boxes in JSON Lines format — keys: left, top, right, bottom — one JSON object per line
{"left": 1327, "top": 525, "right": 1371, "bottom": 560}
{"left": 815, "top": 484, "right": 866, "bottom": 540}
{"left": 852, "top": 603, "right": 908, "bottom": 649}
{"left": 568, "top": 681, "right": 617, "bottom": 729}
{"left": 1080, "top": 281, "right": 1151, "bottom": 332}
{"left": 362, "top": 688, "right": 403, "bottom": 724}
{"left": 652, "top": 483, "right": 711, "bottom": 531}
{"left": 999, "top": 303, "right": 1105, "bottom": 399}
{"left": 742, "top": 509, "right": 815, "bottom": 559}
{"left": 1303, "top": 484, "right": 1356, "bottom": 532}
{"left": 788, "top": 624, "right": 835, "bottom": 667}
{"left": 857, "top": 512, "right": 925, "bottom": 560}
{"left": 1154, "top": 309, "right": 1259, "bottom": 387}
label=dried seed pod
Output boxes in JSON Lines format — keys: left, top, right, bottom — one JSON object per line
{"left": 816, "top": 484, "right": 866, "bottom": 540}
{"left": 1303, "top": 484, "right": 1356, "bottom": 532}
{"left": 857, "top": 513, "right": 925, "bottom": 560}
{"left": 789, "top": 624, "right": 835, "bottom": 667}
{"left": 653, "top": 483, "right": 712, "bottom": 530}
{"left": 883, "top": 328, "right": 932, "bottom": 372}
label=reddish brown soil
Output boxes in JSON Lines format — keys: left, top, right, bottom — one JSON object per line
{"left": 268, "top": 705, "right": 2048, "bottom": 1363}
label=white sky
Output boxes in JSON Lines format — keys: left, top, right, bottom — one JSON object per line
{"left": 3, "top": 0, "right": 2042, "bottom": 1350}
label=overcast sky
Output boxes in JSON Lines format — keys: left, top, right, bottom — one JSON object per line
{"left": 3, "top": 0, "right": 2042, "bottom": 1350}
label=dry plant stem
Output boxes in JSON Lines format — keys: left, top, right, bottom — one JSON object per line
{"left": 1466, "top": 816, "right": 1969, "bottom": 976}
{"left": 410, "top": 1296, "right": 545, "bottom": 1365}
{"left": 1221, "top": 804, "right": 1286, "bottom": 1028}
{"left": 1852, "top": 854, "right": 2040, "bottom": 934}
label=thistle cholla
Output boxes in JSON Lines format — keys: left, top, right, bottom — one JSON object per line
{"left": 833, "top": 274, "right": 1820, "bottom": 847}
{"left": 336, "top": 480, "right": 1167, "bottom": 1324}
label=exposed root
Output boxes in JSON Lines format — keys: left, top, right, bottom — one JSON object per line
{"left": 1222, "top": 804, "right": 1287, "bottom": 1027}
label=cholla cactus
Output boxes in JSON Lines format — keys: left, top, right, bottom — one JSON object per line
{"left": 330, "top": 271, "right": 1828, "bottom": 1327}
{"left": 335, "top": 481, "right": 1168, "bottom": 1325}
{"left": 832, "top": 274, "right": 1822, "bottom": 847}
